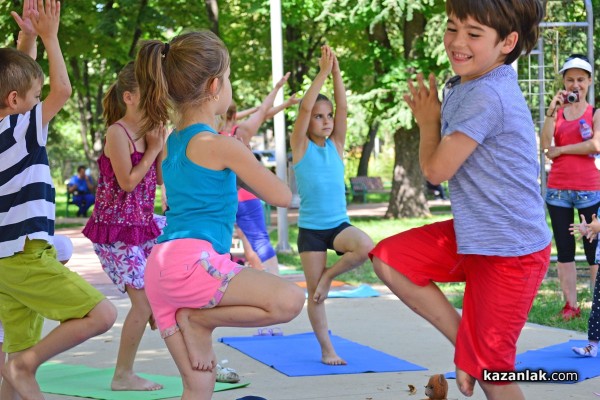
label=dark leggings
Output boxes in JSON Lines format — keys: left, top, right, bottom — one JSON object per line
{"left": 589, "top": 275, "right": 600, "bottom": 341}
{"left": 547, "top": 202, "right": 600, "bottom": 265}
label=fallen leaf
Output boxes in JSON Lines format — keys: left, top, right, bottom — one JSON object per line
{"left": 408, "top": 384, "right": 417, "bottom": 395}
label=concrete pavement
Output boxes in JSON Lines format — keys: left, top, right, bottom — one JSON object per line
{"left": 43, "top": 203, "right": 598, "bottom": 400}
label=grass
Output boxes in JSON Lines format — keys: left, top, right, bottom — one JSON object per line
{"left": 54, "top": 183, "right": 592, "bottom": 333}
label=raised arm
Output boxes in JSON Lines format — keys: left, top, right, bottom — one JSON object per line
{"left": 264, "top": 93, "right": 300, "bottom": 120}
{"left": 291, "top": 45, "right": 334, "bottom": 162}
{"left": 328, "top": 51, "right": 347, "bottom": 156}
{"left": 12, "top": 0, "right": 38, "bottom": 59}
{"left": 234, "top": 72, "right": 292, "bottom": 146}
{"left": 30, "top": 0, "right": 72, "bottom": 126}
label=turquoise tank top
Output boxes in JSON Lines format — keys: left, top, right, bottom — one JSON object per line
{"left": 158, "top": 123, "right": 237, "bottom": 254}
{"left": 293, "top": 139, "right": 349, "bottom": 229}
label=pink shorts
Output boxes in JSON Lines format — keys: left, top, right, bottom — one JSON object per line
{"left": 145, "top": 238, "right": 244, "bottom": 338}
{"left": 370, "top": 219, "right": 550, "bottom": 382}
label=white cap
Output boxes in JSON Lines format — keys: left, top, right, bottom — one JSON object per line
{"left": 559, "top": 57, "right": 593, "bottom": 75}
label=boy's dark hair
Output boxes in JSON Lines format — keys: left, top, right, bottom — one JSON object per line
{"left": 77, "top": 165, "right": 86, "bottom": 173}
{"left": 0, "top": 48, "right": 44, "bottom": 107}
{"left": 446, "top": 0, "right": 544, "bottom": 65}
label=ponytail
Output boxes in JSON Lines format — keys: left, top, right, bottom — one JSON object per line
{"left": 102, "top": 82, "right": 123, "bottom": 127}
{"left": 135, "top": 41, "right": 170, "bottom": 136}
{"left": 101, "top": 61, "right": 137, "bottom": 127}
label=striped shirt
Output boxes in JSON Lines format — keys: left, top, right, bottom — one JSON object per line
{"left": 0, "top": 104, "right": 55, "bottom": 258}
{"left": 441, "top": 65, "right": 551, "bottom": 256}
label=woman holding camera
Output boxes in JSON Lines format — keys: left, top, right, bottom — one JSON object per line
{"left": 541, "top": 54, "right": 600, "bottom": 320}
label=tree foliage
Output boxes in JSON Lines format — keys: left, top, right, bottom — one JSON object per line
{"left": 1, "top": 0, "right": 598, "bottom": 217}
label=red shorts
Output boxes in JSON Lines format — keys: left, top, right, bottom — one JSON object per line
{"left": 370, "top": 219, "right": 550, "bottom": 382}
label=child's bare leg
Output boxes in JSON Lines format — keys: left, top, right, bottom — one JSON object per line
{"left": 302, "top": 251, "right": 345, "bottom": 365}
{"left": 175, "top": 308, "right": 216, "bottom": 371}
{"left": 177, "top": 268, "right": 304, "bottom": 370}
{"left": 313, "top": 227, "right": 373, "bottom": 303}
{"left": 373, "top": 256, "right": 461, "bottom": 343}
{"left": 2, "top": 299, "right": 116, "bottom": 400}
{"left": 111, "top": 288, "right": 162, "bottom": 391}
{"left": 456, "top": 367, "right": 476, "bottom": 397}
{"left": 165, "top": 330, "right": 215, "bottom": 400}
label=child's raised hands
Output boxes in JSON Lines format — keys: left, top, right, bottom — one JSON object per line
{"left": 275, "top": 72, "right": 291, "bottom": 89}
{"left": 11, "top": 0, "right": 38, "bottom": 37}
{"left": 318, "top": 45, "right": 334, "bottom": 76}
{"left": 404, "top": 73, "right": 441, "bottom": 129}
{"left": 146, "top": 122, "right": 167, "bottom": 154}
{"left": 30, "top": 0, "right": 60, "bottom": 40}
{"left": 332, "top": 52, "right": 340, "bottom": 74}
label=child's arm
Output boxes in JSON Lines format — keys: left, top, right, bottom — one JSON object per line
{"left": 222, "top": 139, "right": 291, "bottom": 207}
{"left": 12, "top": 0, "right": 38, "bottom": 59}
{"left": 264, "top": 93, "right": 300, "bottom": 120}
{"left": 404, "top": 73, "right": 477, "bottom": 185}
{"left": 234, "top": 72, "right": 292, "bottom": 146}
{"left": 30, "top": 0, "right": 72, "bottom": 126}
{"left": 235, "top": 106, "right": 258, "bottom": 120}
{"left": 328, "top": 51, "right": 347, "bottom": 157}
{"left": 104, "top": 123, "right": 166, "bottom": 192}
{"left": 290, "top": 45, "right": 334, "bottom": 163}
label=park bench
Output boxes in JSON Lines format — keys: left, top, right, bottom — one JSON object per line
{"left": 349, "top": 176, "right": 389, "bottom": 203}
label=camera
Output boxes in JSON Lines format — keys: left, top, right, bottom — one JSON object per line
{"left": 562, "top": 91, "right": 580, "bottom": 103}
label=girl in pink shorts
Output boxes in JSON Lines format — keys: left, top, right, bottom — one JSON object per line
{"left": 136, "top": 31, "right": 305, "bottom": 399}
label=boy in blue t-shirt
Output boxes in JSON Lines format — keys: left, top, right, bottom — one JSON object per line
{"left": 0, "top": 1, "right": 116, "bottom": 398}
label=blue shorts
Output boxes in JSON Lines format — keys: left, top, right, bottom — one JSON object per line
{"left": 297, "top": 222, "right": 351, "bottom": 256}
{"left": 545, "top": 189, "right": 600, "bottom": 209}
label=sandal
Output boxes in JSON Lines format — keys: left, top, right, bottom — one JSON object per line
{"left": 216, "top": 364, "right": 240, "bottom": 383}
{"left": 255, "top": 327, "right": 284, "bottom": 336}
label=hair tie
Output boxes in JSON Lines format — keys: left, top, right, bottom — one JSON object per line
{"left": 162, "top": 43, "right": 170, "bottom": 56}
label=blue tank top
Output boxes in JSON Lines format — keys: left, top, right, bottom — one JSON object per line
{"left": 158, "top": 123, "right": 237, "bottom": 254}
{"left": 294, "top": 139, "right": 349, "bottom": 229}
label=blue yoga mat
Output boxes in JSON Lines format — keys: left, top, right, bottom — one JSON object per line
{"left": 327, "top": 284, "right": 380, "bottom": 298}
{"left": 219, "top": 332, "right": 426, "bottom": 377}
{"left": 445, "top": 340, "right": 599, "bottom": 383}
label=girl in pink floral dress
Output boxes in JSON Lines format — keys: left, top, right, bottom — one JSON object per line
{"left": 82, "top": 63, "right": 167, "bottom": 391}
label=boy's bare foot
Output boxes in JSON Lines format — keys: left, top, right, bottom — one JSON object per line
{"left": 321, "top": 352, "right": 347, "bottom": 366}
{"left": 456, "top": 367, "right": 476, "bottom": 397}
{"left": 313, "top": 274, "right": 333, "bottom": 304}
{"left": 111, "top": 372, "right": 163, "bottom": 391}
{"left": 176, "top": 309, "right": 216, "bottom": 371}
{"left": 3, "top": 357, "right": 44, "bottom": 400}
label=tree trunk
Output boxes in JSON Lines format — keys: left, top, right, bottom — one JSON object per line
{"left": 357, "top": 121, "right": 378, "bottom": 177}
{"left": 385, "top": 10, "right": 430, "bottom": 218}
{"left": 385, "top": 126, "right": 430, "bottom": 217}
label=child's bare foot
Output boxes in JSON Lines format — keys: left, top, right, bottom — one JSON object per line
{"left": 3, "top": 357, "right": 44, "bottom": 400}
{"left": 176, "top": 308, "right": 216, "bottom": 371}
{"left": 321, "top": 351, "right": 347, "bottom": 366}
{"left": 111, "top": 372, "right": 163, "bottom": 391}
{"left": 456, "top": 367, "right": 476, "bottom": 397}
{"left": 313, "top": 274, "right": 333, "bottom": 304}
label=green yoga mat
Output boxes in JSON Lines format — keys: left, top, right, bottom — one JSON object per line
{"left": 38, "top": 362, "right": 249, "bottom": 400}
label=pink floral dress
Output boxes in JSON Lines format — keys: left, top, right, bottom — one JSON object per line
{"left": 82, "top": 123, "right": 165, "bottom": 292}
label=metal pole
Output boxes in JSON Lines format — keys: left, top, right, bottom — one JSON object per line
{"left": 270, "top": 0, "right": 292, "bottom": 252}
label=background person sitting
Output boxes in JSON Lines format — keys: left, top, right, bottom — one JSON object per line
{"left": 68, "top": 165, "right": 96, "bottom": 217}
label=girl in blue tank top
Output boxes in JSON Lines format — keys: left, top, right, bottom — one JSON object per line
{"left": 134, "top": 31, "right": 304, "bottom": 399}
{"left": 291, "top": 45, "right": 374, "bottom": 366}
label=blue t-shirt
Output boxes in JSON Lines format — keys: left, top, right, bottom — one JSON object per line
{"left": 69, "top": 174, "right": 93, "bottom": 193}
{"left": 442, "top": 65, "right": 551, "bottom": 256}
{"left": 294, "top": 139, "right": 349, "bottom": 229}
{"left": 159, "top": 123, "right": 237, "bottom": 254}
